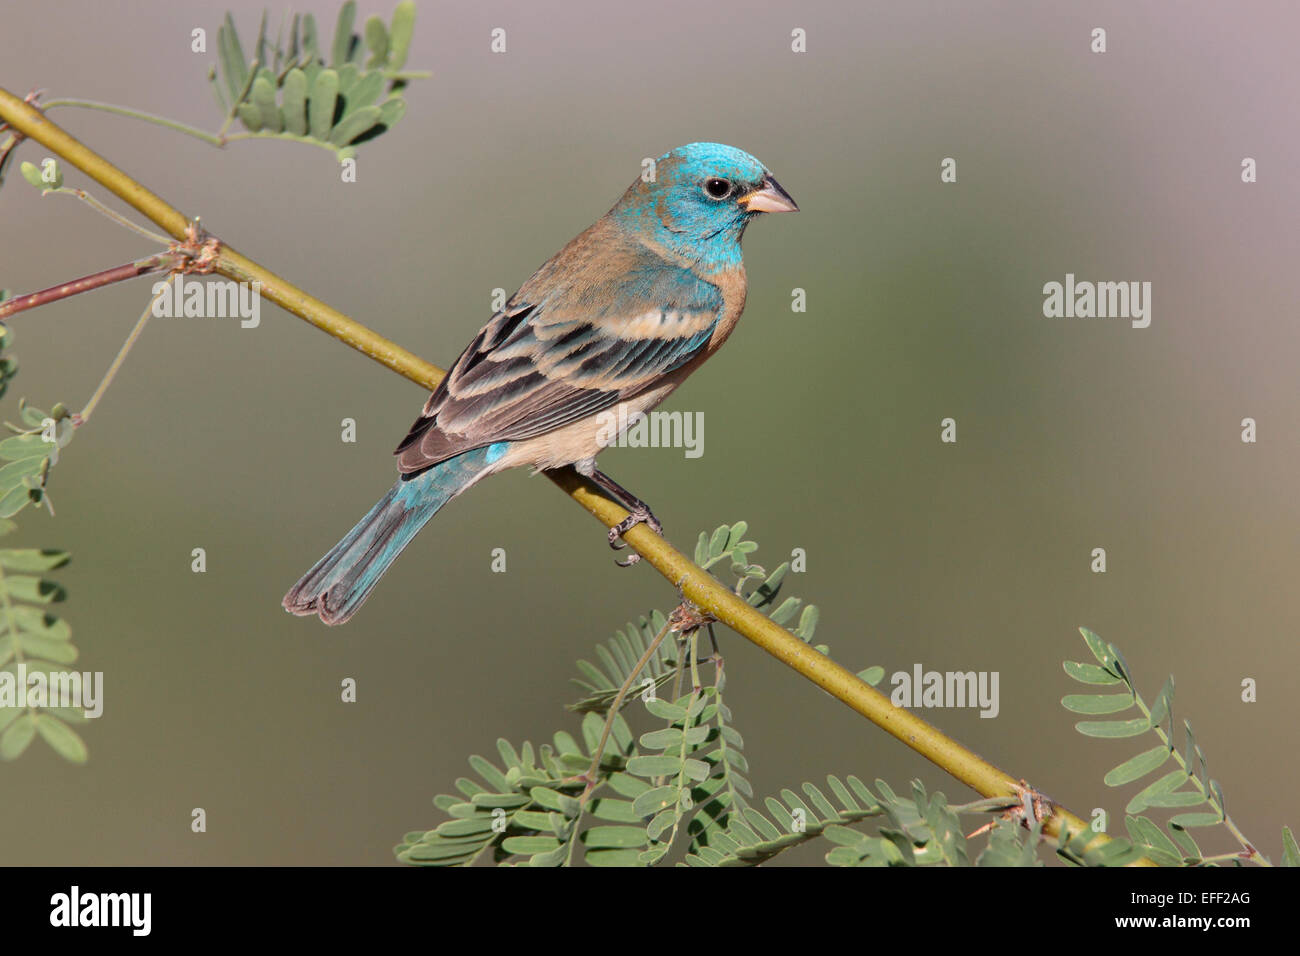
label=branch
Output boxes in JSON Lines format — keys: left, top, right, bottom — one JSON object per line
{"left": 0, "top": 85, "right": 1147, "bottom": 863}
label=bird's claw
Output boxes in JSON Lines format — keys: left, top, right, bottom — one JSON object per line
{"left": 608, "top": 508, "right": 663, "bottom": 567}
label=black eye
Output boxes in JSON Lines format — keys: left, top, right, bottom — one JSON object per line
{"left": 704, "top": 177, "right": 733, "bottom": 199}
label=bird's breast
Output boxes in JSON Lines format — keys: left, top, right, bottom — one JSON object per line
{"left": 703, "top": 266, "right": 748, "bottom": 354}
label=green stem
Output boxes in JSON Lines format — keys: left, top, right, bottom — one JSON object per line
{"left": 46, "top": 186, "right": 172, "bottom": 243}
{"left": 578, "top": 619, "right": 672, "bottom": 800}
{"left": 40, "top": 99, "right": 225, "bottom": 146}
{"left": 79, "top": 286, "right": 164, "bottom": 424}
{"left": 223, "top": 129, "right": 349, "bottom": 160}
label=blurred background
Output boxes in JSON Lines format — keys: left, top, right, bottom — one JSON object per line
{"left": 1, "top": 0, "right": 1296, "bottom": 865}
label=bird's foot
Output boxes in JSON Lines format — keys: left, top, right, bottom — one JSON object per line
{"left": 608, "top": 507, "right": 663, "bottom": 567}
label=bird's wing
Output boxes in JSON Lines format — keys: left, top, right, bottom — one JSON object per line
{"left": 395, "top": 233, "right": 724, "bottom": 474}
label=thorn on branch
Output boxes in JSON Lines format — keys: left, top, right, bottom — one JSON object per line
{"left": 170, "top": 219, "right": 221, "bottom": 275}
{"left": 966, "top": 779, "right": 1055, "bottom": 840}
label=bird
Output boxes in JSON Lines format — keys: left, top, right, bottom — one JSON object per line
{"left": 283, "top": 142, "right": 797, "bottom": 625}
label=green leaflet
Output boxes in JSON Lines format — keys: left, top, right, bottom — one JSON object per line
{"left": 331, "top": 0, "right": 356, "bottom": 66}
{"left": 363, "top": 15, "right": 388, "bottom": 68}
{"left": 0, "top": 427, "right": 81, "bottom": 764}
{"left": 1062, "top": 692, "right": 1134, "bottom": 715}
{"left": 1062, "top": 628, "right": 1268, "bottom": 865}
{"left": 388, "top": 1, "right": 416, "bottom": 70}
{"left": 34, "top": 714, "right": 87, "bottom": 764}
{"left": 1282, "top": 827, "right": 1300, "bottom": 867}
{"left": 1104, "top": 745, "right": 1170, "bottom": 786}
{"left": 1075, "top": 717, "right": 1151, "bottom": 738}
{"left": 209, "top": 3, "right": 423, "bottom": 160}
{"left": 308, "top": 68, "right": 339, "bottom": 140}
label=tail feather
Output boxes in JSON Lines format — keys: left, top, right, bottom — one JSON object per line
{"left": 283, "top": 447, "right": 492, "bottom": 625}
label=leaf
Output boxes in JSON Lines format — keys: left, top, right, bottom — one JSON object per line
{"left": 388, "top": 1, "right": 416, "bottom": 70}
{"left": 336, "top": 62, "right": 360, "bottom": 99}
{"left": 580, "top": 825, "right": 647, "bottom": 848}
{"left": 301, "top": 13, "right": 320, "bottom": 61}
{"left": 4, "top": 575, "right": 63, "bottom": 603}
{"left": 328, "top": 105, "right": 381, "bottom": 145}
{"left": 219, "top": 14, "right": 250, "bottom": 104}
{"left": 589, "top": 797, "right": 641, "bottom": 823}
{"left": 0, "top": 704, "right": 21, "bottom": 734}
{"left": 1104, "top": 745, "right": 1170, "bottom": 787}
{"left": 1168, "top": 812, "right": 1222, "bottom": 830}
{"left": 1125, "top": 769, "right": 1186, "bottom": 814}
{"left": 0, "top": 549, "right": 69, "bottom": 572}
{"left": 1075, "top": 717, "right": 1150, "bottom": 738}
{"left": 631, "top": 786, "right": 676, "bottom": 818}
{"left": 433, "top": 815, "right": 495, "bottom": 838}
{"left": 20, "top": 161, "right": 43, "bottom": 189}
{"left": 15, "top": 635, "right": 77, "bottom": 664}
{"left": 1166, "top": 823, "right": 1202, "bottom": 862}
{"left": 1148, "top": 675, "right": 1174, "bottom": 728}
{"left": 466, "top": 754, "right": 510, "bottom": 793}
{"left": 346, "top": 70, "right": 385, "bottom": 112}
{"left": 1063, "top": 660, "right": 1123, "bottom": 685}
{"left": 1208, "top": 779, "right": 1225, "bottom": 817}
{"left": 708, "top": 526, "right": 728, "bottom": 559}
{"left": 0, "top": 433, "right": 55, "bottom": 459}
{"left": 0, "top": 713, "right": 36, "bottom": 759}
{"left": 501, "top": 835, "right": 558, "bottom": 856}
{"left": 281, "top": 68, "right": 308, "bottom": 136}
{"left": 1125, "top": 815, "right": 1183, "bottom": 864}
{"left": 0, "top": 457, "right": 49, "bottom": 487}
{"left": 331, "top": 0, "right": 357, "bottom": 66}
{"left": 34, "top": 714, "right": 87, "bottom": 763}
{"left": 469, "top": 791, "right": 527, "bottom": 810}
{"left": 529, "top": 787, "right": 578, "bottom": 817}
{"left": 0, "top": 484, "right": 35, "bottom": 518}
{"left": 376, "top": 96, "right": 406, "bottom": 129}
{"left": 309, "top": 68, "right": 340, "bottom": 140}
{"left": 1079, "top": 627, "right": 1113, "bottom": 668}
{"left": 1144, "top": 790, "right": 1207, "bottom": 809}
{"left": 796, "top": 604, "right": 819, "bottom": 640}
{"left": 857, "top": 666, "right": 884, "bottom": 687}
{"left": 642, "top": 698, "right": 686, "bottom": 722}
{"left": 627, "top": 755, "right": 680, "bottom": 778}
{"left": 251, "top": 75, "right": 282, "bottom": 133}
{"left": 1282, "top": 827, "right": 1300, "bottom": 867}
{"left": 363, "top": 15, "right": 388, "bottom": 68}
{"left": 638, "top": 728, "right": 683, "bottom": 750}
{"left": 770, "top": 596, "right": 800, "bottom": 626}
{"left": 1062, "top": 693, "right": 1134, "bottom": 715}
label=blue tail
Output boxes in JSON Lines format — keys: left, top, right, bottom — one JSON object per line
{"left": 283, "top": 447, "right": 494, "bottom": 625}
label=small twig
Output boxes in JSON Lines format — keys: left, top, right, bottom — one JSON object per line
{"left": 40, "top": 98, "right": 227, "bottom": 147}
{"left": 0, "top": 222, "right": 219, "bottom": 322}
{"left": 42, "top": 185, "right": 173, "bottom": 244}
{"left": 0, "top": 255, "right": 172, "bottom": 320}
{"left": 75, "top": 285, "right": 166, "bottom": 425}
{"left": 576, "top": 617, "right": 674, "bottom": 805}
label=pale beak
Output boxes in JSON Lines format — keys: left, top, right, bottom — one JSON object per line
{"left": 739, "top": 174, "right": 799, "bottom": 213}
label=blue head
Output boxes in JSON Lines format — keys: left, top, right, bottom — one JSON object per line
{"left": 611, "top": 143, "right": 797, "bottom": 270}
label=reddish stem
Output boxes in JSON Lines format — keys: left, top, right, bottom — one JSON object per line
{"left": 0, "top": 253, "right": 173, "bottom": 320}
